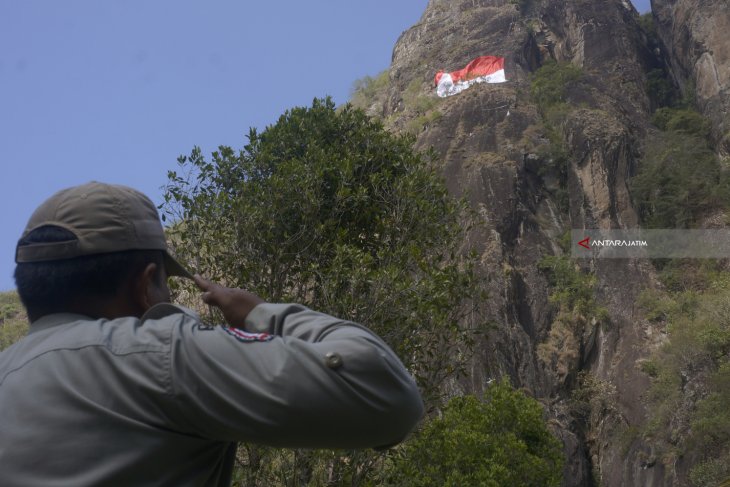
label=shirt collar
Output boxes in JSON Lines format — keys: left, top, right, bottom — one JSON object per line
{"left": 28, "top": 313, "right": 95, "bottom": 335}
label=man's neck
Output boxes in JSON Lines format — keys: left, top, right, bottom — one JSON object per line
{"left": 29, "top": 295, "right": 143, "bottom": 323}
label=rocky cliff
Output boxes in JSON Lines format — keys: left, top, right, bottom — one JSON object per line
{"left": 359, "top": 0, "right": 729, "bottom": 485}
{"left": 652, "top": 0, "right": 730, "bottom": 157}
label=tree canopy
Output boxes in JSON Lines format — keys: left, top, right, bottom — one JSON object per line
{"left": 385, "top": 379, "right": 565, "bottom": 487}
{"left": 163, "top": 98, "right": 482, "bottom": 390}
{"left": 163, "top": 97, "right": 490, "bottom": 485}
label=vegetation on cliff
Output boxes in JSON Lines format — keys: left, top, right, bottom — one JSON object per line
{"left": 639, "top": 263, "right": 730, "bottom": 485}
{"left": 633, "top": 21, "right": 729, "bottom": 229}
{"left": 632, "top": 65, "right": 730, "bottom": 484}
{"left": 631, "top": 126, "right": 730, "bottom": 228}
{"left": 351, "top": 70, "right": 446, "bottom": 135}
{"left": 537, "top": 250, "right": 608, "bottom": 387}
{"left": 638, "top": 13, "right": 677, "bottom": 111}
{"left": 0, "top": 291, "right": 27, "bottom": 351}
{"left": 529, "top": 64, "right": 609, "bottom": 391}
{"left": 350, "top": 70, "right": 390, "bottom": 117}
{"left": 530, "top": 61, "right": 584, "bottom": 211}
{"left": 530, "top": 61, "right": 583, "bottom": 115}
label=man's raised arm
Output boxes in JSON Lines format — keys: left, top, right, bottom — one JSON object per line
{"left": 165, "top": 276, "right": 424, "bottom": 449}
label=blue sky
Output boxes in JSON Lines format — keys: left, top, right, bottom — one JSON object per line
{"left": 0, "top": 0, "right": 650, "bottom": 291}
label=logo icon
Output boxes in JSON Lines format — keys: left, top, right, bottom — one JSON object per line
{"left": 578, "top": 237, "right": 591, "bottom": 249}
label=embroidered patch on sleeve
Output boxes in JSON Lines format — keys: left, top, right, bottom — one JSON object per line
{"left": 222, "top": 325, "right": 274, "bottom": 343}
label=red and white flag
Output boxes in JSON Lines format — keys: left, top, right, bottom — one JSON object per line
{"left": 434, "top": 56, "right": 506, "bottom": 97}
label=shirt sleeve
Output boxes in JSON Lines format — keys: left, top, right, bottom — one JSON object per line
{"left": 167, "top": 303, "right": 424, "bottom": 449}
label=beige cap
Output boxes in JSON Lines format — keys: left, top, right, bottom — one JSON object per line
{"left": 15, "top": 182, "right": 193, "bottom": 280}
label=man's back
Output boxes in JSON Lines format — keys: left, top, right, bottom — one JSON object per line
{"left": 1, "top": 309, "right": 235, "bottom": 486}
{"left": 0, "top": 303, "right": 422, "bottom": 486}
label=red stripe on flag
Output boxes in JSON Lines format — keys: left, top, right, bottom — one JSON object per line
{"left": 434, "top": 56, "right": 504, "bottom": 86}
{"left": 455, "top": 56, "right": 504, "bottom": 82}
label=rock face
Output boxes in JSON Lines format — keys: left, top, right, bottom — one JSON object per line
{"left": 652, "top": 0, "right": 730, "bottom": 156}
{"left": 378, "top": 0, "right": 682, "bottom": 485}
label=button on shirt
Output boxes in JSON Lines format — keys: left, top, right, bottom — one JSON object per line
{"left": 0, "top": 303, "right": 423, "bottom": 486}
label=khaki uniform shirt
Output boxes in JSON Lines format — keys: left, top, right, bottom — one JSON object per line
{"left": 0, "top": 303, "right": 423, "bottom": 486}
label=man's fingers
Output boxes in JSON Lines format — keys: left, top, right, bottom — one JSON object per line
{"left": 195, "top": 275, "right": 225, "bottom": 298}
{"left": 193, "top": 274, "right": 211, "bottom": 291}
{"left": 195, "top": 275, "right": 225, "bottom": 308}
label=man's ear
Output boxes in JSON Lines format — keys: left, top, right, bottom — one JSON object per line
{"left": 131, "top": 263, "right": 159, "bottom": 313}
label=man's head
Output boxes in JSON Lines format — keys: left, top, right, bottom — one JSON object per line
{"left": 14, "top": 182, "right": 192, "bottom": 321}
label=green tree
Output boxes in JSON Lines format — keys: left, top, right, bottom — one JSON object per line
{"left": 0, "top": 291, "right": 28, "bottom": 351}
{"left": 646, "top": 69, "right": 676, "bottom": 110}
{"left": 651, "top": 107, "right": 711, "bottom": 139}
{"left": 385, "top": 379, "right": 564, "bottom": 487}
{"left": 631, "top": 131, "right": 730, "bottom": 229}
{"left": 163, "top": 97, "right": 485, "bottom": 485}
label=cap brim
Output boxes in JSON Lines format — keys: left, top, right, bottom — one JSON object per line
{"left": 163, "top": 251, "right": 194, "bottom": 280}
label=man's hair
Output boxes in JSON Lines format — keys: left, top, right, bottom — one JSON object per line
{"left": 14, "top": 226, "right": 165, "bottom": 317}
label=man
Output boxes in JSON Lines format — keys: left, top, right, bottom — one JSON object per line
{"left": 0, "top": 182, "right": 423, "bottom": 486}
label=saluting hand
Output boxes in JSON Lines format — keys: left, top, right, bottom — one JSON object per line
{"left": 193, "top": 275, "right": 265, "bottom": 329}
